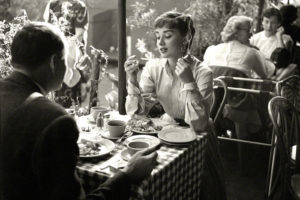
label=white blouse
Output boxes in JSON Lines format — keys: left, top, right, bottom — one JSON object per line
{"left": 202, "top": 40, "right": 275, "bottom": 78}
{"left": 250, "top": 31, "right": 293, "bottom": 59}
{"left": 125, "top": 56, "right": 213, "bottom": 132}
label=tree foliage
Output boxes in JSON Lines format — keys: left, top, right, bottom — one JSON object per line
{"left": 185, "top": 0, "right": 259, "bottom": 58}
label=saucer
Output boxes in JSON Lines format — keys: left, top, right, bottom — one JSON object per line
{"left": 100, "top": 131, "right": 122, "bottom": 140}
{"left": 121, "top": 149, "right": 132, "bottom": 161}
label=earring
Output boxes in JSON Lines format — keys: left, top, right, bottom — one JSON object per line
{"left": 181, "top": 41, "right": 188, "bottom": 53}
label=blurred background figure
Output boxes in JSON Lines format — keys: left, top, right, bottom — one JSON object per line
{"left": 43, "top": 0, "right": 90, "bottom": 107}
{"left": 280, "top": 4, "right": 300, "bottom": 73}
{"left": 250, "top": 7, "right": 293, "bottom": 61}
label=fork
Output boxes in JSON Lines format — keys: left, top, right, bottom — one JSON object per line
{"left": 110, "top": 130, "right": 131, "bottom": 154}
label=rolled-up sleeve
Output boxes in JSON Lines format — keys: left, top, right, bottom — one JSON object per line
{"left": 183, "top": 64, "right": 213, "bottom": 132}
{"left": 125, "top": 62, "right": 156, "bottom": 116}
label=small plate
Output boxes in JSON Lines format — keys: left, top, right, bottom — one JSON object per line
{"left": 124, "top": 135, "right": 160, "bottom": 149}
{"left": 121, "top": 149, "right": 132, "bottom": 161}
{"left": 161, "top": 140, "right": 195, "bottom": 146}
{"left": 100, "top": 130, "right": 122, "bottom": 140}
{"left": 78, "top": 138, "right": 115, "bottom": 158}
{"left": 158, "top": 128, "right": 196, "bottom": 144}
{"left": 130, "top": 129, "right": 157, "bottom": 135}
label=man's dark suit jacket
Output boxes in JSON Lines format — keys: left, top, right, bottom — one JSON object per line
{"left": 0, "top": 72, "right": 131, "bottom": 200}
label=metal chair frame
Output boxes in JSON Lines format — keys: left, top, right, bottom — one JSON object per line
{"left": 213, "top": 75, "right": 276, "bottom": 146}
{"left": 212, "top": 75, "right": 277, "bottom": 200}
{"left": 267, "top": 96, "right": 300, "bottom": 200}
{"left": 267, "top": 75, "right": 300, "bottom": 198}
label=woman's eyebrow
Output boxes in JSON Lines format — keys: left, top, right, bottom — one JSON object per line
{"left": 155, "top": 29, "right": 174, "bottom": 34}
{"left": 163, "top": 29, "right": 174, "bottom": 33}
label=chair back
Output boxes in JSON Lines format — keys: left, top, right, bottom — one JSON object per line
{"left": 268, "top": 96, "right": 300, "bottom": 199}
{"left": 210, "top": 66, "right": 250, "bottom": 109}
{"left": 276, "top": 75, "right": 300, "bottom": 110}
{"left": 211, "top": 78, "right": 228, "bottom": 124}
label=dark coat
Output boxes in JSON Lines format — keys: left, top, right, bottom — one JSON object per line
{"left": 0, "top": 72, "right": 130, "bottom": 200}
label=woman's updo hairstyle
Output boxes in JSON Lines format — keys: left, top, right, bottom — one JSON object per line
{"left": 221, "top": 15, "right": 253, "bottom": 42}
{"left": 154, "top": 11, "right": 195, "bottom": 47}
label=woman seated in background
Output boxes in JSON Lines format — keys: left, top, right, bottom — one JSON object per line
{"left": 202, "top": 16, "right": 275, "bottom": 172}
{"left": 124, "top": 11, "right": 213, "bottom": 133}
{"left": 202, "top": 15, "right": 275, "bottom": 79}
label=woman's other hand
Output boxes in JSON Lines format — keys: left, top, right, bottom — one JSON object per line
{"left": 175, "top": 57, "right": 194, "bottom": 84}
{"left": 124, "top": 55, "right": 139, "bottom": 83}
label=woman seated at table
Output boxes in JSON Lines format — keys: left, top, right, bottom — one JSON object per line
{"left": 124, "top": 11, "right": 213, "bottom": 133}
{"left": 202, "top": 15, "right": 275, "bottom": 79}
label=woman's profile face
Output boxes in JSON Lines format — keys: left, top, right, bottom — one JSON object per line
{"left": 155, "top": 25, "right": 185, "bottom": 59}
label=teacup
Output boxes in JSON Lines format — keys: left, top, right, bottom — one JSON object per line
{"left": 127, "top": 141, "right": 149, "bottom": 156}
{"left": 90, "top": 106, "right": 109, "bottom": 121}
{"left": 107, "top": 120, "right": 126, "bottom": 138}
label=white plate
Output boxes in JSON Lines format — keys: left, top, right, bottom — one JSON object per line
{"left": 124, "top": 135, "right": 160, "bottom": 149}
{"left": 130, "top": 128, "right": 157, "bottom": 135}
{"left": 100, "top": 130, "right": 122, "bottom": 140}
{"left": 78, "top": 138, "right": 115, "bottom": 158}
{"left": 158, "top": 128, "right": 196, "bottom": 144}
{"left": 161, "top": 140, "right": 195, "bottom": 146}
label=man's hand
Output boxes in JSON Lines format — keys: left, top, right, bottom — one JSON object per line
{"left": 123, "top": 146, "right": 158, "bottom": 184}
{"left": 276, "top": 26, "right": 285, "bottom": 38}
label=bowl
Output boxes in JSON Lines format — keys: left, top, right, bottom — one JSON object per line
{"left": 127, "top": 141, "right": 150, "bottom": 156}
{"left": 107, "top": 120, "right": 126, "bottom": 138}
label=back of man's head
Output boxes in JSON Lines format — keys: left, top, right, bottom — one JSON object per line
{"left": 280, "top": 5, "right": 298, "bottom": 25}
{"left": 11, "top": 21, "right": 66, "bottom": 71}
{"left": 270, "top": 47, "right": 291, "bottom": 69}
{"left": 263, "top": 7, "right": 282, "bottom": 23}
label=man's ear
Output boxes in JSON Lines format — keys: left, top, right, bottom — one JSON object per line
{"left": 50, "top": 54, "right": 56, "bottom": 73}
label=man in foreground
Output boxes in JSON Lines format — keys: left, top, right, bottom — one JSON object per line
{"left": 0, "top": 21, "right": 157, "bottom": 200}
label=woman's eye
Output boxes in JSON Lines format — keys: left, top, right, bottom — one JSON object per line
{"left": 165, "top": 34, "right": 172, "bottom": 38}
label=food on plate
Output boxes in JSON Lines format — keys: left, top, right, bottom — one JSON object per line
{"left": 78, "top": 140, "right": 102, "bottom": 156}
{"left": 127, "top": 118, "right": 162, "bottom": 133}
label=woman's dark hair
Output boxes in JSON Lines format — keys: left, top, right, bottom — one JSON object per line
{"left": 154, "top": 11, "right": 195, "bottom": 47}
{"left": 263, "top": 8, "right": 282, "bottom": 23}
{"left": 11, "top": 22, "right": 66, "bottom": 70}
{"left": 270, "top": 48, "right": 291, "bottom": 69}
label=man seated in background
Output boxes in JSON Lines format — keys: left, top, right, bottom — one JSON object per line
{"left": 250, "top": 7, "right": 294, "bottom": 79}
{"left": 0, "top": 21, "right": 157, "bottom": 200}
{"left": 250, "top": 7, "right": 293, "bottom": 60}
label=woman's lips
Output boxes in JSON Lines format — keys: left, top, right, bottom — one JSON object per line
{"left": 160, "top": 48, "right": 167, "bottom": 53}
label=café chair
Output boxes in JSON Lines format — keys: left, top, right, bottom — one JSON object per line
{"left": 267, "top": 75, "right": 300, "bottom": 198}
{"left": 209, "top": 65, "right": 276, "bottom": 143}
{"left": 276, "top": 75, "right": 300, "bottom": 109}
{"left": 267, "top": 96, "right": 300, "bottom": 200}
{"left": 211, "top": 78, "right": 228, "bottom": 128}
{"left": 210, "top": 65, "right": 277, "bottom": 193}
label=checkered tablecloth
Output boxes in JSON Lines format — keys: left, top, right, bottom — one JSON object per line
{"left": 76, "top": 133, "right": 207, "bottom": 200}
